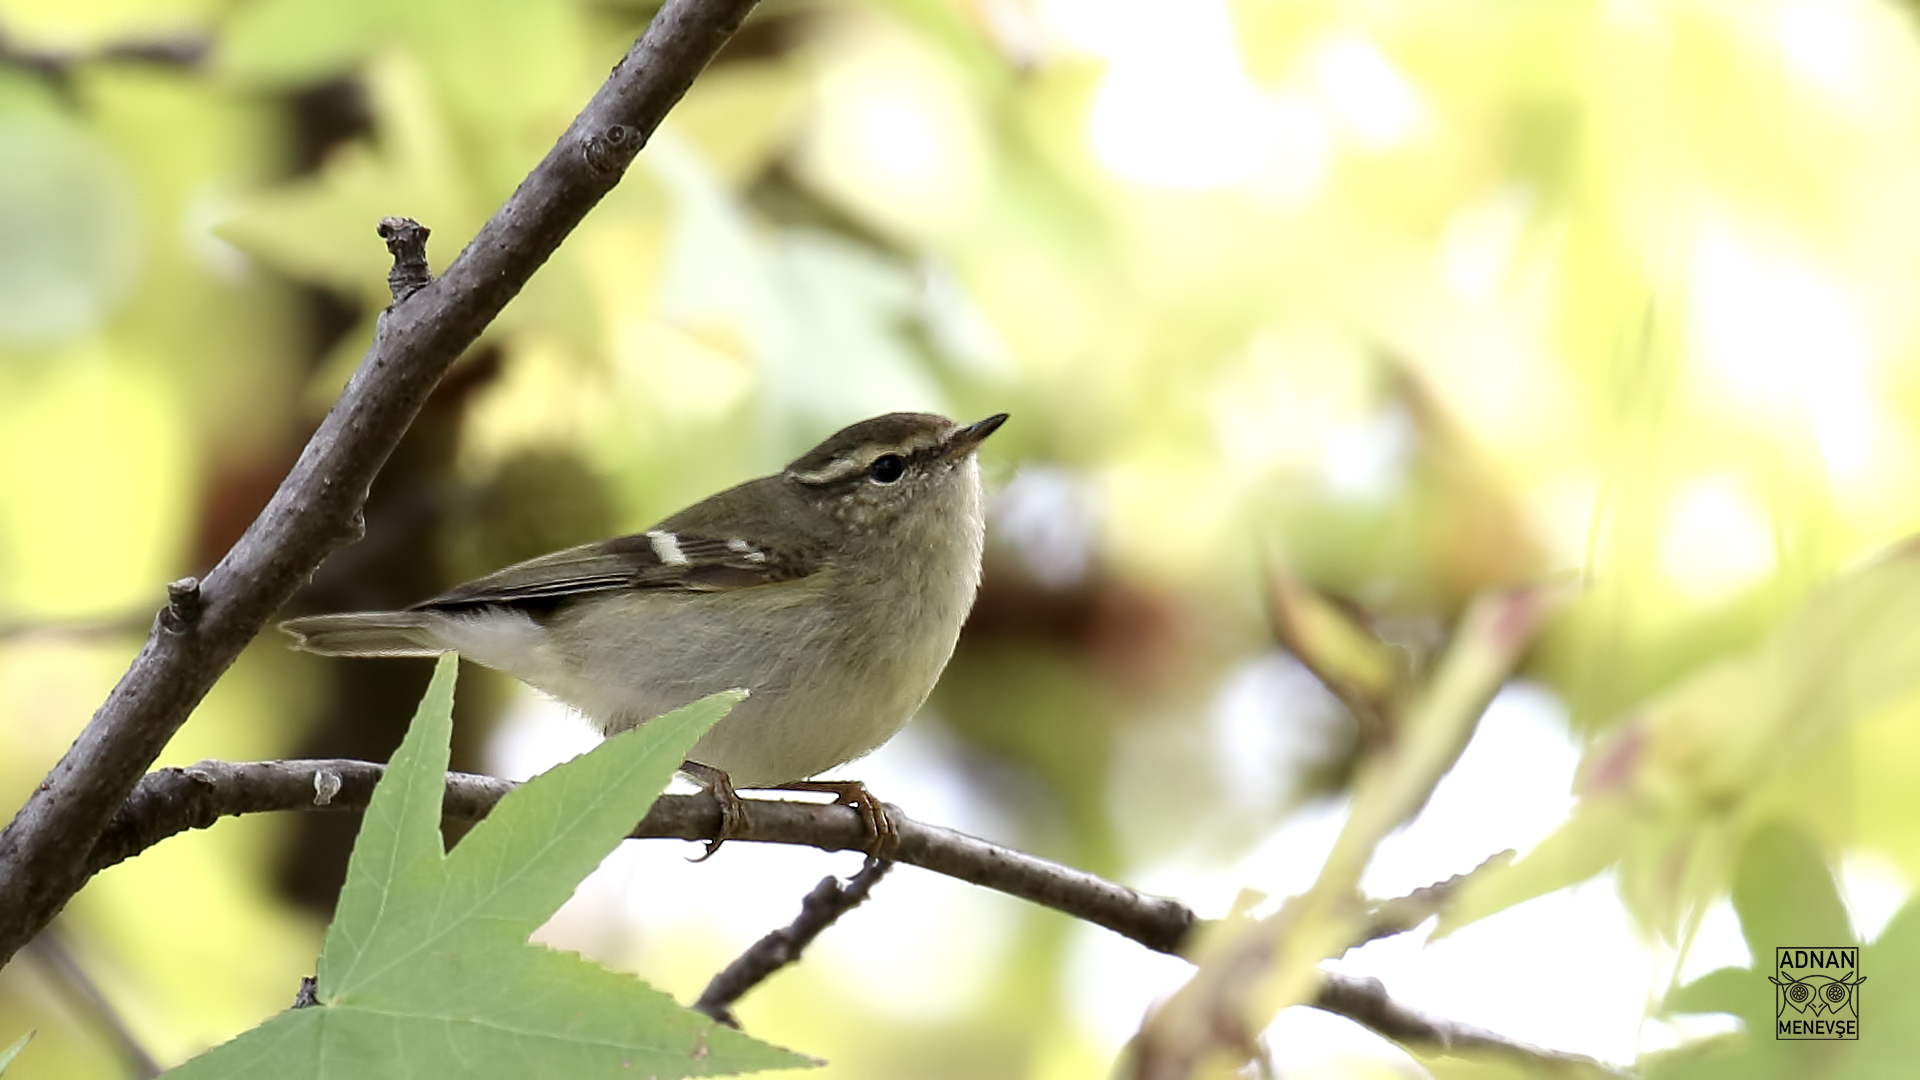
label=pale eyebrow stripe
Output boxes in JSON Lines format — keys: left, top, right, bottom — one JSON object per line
{"left": 646, "top": 529, "right": 689, "bottom": 567}
{"left": 789, "top": 456, "right": 865, "bottom": 485}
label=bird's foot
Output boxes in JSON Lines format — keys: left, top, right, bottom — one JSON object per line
{"left": 680, "top": 760, "right": 744, "bottom": 862}
{"left": 773, "top": 780, "right": 898, "bottom": 861}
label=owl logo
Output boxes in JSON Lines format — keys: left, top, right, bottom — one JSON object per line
{"left": 1768, "top": 970, "right": 1865, "bottom": 1020}
{"left": 1771, "top": 947, "right": 1864, "bottom": 1039}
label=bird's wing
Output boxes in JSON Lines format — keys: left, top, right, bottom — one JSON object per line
{"left": 414, "top": 530, "right": 819, "bottom": 611}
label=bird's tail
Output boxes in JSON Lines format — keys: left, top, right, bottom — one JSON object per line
{"left": 279, "top": 611, "right": 447, "bottom": 657}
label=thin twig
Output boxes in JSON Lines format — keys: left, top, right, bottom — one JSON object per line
{"left": 82, "top": 758, "right": 1523, "bottom": 958}
{"left": 1352, "top": 849, "right": 1514, "bottom": 947}
{"left": 88, "top": 759, "right": 1197, "bottom": 955}
{"left": 23, "top": 927, "right": 160, "bottom": 1079}
{"left": 1316, "top": 973, "right": 1626, "bottom": 1077}
{"left": 694, "top": 857, "right": 893, "bottom": 1026}
{"left": 0, "top": 24, "right": 209, "bottom": 93}
{"left": 0, "top": 614, "right": 150, "bottom": 643}
{"left": 0, "top": 0, "right": 762, "bottom": 970}
{"left": 1132, "top": 584, "right": 1559, "bottom": 1080}
{"left": 88, "top": 758, "right": 1617, "bottom": 1076}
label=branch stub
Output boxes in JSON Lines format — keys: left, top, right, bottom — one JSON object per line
{"left": 582, "top": 124, "right": 642, "bottom": 175}
{"left": 160, "top": 577, "right": 202, "bottom": 634}
{"left": 377, "top": 216, "right": 433, "bottom": 304}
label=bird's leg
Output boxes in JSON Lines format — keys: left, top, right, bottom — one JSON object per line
{"left": 770, "top": 780, "right": 898, "bottom": 861}
{"left": 678, "top": 768, "right": 899, "bottom": 862}
{"left": 680, "top": 760, "right": 745, "bottom": 862}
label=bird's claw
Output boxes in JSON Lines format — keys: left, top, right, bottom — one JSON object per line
{"left": 681, "top": 761, "right": 745, "bottom": 862}
{"left": 777, "top": 780, "right": 898, "bottom": 861}
{"left": 680, "top": 767, "right": 899, "bottom": 863}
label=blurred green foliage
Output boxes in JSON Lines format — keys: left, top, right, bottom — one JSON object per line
{"left": 4, "top": 0, "right": 1920, "bottom": 1075}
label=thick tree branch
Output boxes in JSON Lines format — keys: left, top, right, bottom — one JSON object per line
{"left": 0, "top": 0, "right": 761, "bottom": 970}
{"left": 93, "top": 759, "right": 1619, "bottom": 1075}
{"left": 693, "top": 857, "right": 893, "bottom": 1027}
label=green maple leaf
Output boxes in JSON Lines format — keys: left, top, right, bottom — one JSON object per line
{"left": 163, "top": 654, "right": 811, "bottom": 1079}
{"left": 0, "top": 1031, "right": 31, "bottom": 1076}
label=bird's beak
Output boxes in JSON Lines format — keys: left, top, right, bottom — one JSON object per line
{"left": 944, "top": 413, "right": 1009, "bottom": 457}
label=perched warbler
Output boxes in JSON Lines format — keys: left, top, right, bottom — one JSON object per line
{"left": 280, "top": 411, "right": 1006, "bottom": 851}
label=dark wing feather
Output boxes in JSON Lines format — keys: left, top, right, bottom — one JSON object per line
{"left": 413, "top": 531, "right": 817, "bottom": 612}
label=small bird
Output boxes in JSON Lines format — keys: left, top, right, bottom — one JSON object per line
{"left": 281, "top": 411, "right": 1006, "bottom": 854}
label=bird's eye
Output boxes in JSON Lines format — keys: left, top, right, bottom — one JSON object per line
{"left": 869, "top": 454, "right": 906, "bottom": 484}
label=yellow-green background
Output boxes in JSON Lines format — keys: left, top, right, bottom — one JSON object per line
{"left": 5, "top": 0, "right": 1920, "bottom": 1076}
